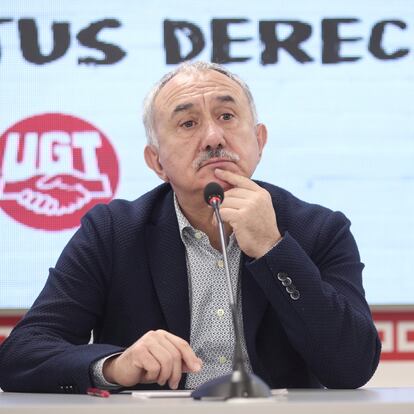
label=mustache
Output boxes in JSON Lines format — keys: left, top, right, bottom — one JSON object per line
{"left": 192, "top": 148, "right": 240, "bottom": 170}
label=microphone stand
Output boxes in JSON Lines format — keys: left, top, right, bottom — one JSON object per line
{"left": 191, "top": 199, "right": 271, "bottom": 400}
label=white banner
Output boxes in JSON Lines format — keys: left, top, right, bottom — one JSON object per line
{"left": 0, "top": 0, "right": 413, "bottom": 306}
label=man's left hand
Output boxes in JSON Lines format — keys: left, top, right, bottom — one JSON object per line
{"left": 214, "top": 168, "right": 282, "bottom": 259}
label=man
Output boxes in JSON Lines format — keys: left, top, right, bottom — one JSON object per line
{"left": 0, "top": 62, "right": 381, "bottom": 393}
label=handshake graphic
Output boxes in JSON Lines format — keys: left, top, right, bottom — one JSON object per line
{"left": 0, "top": 173, "right": 112, "bottom": 216}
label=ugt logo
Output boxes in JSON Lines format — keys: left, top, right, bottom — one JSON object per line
{"left": 0, "top": 113, "right": 119, "bottom": 231}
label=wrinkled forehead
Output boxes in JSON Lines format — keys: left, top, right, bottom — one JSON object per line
{"left": 154, "top": 69, "right": 249, "bottom": 114}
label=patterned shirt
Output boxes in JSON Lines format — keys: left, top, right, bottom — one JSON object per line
{"left": 173, "top": 195, "right": 252, "bottom": 389}
{"left": 92, "top": 195, "right": 252, "bottom": 389}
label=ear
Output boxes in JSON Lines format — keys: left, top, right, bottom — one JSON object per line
{"left": 144, "top": 145, "right": 169, "bottom": 182}
{"left": 256, "top": 123, "right": 268, "bottom": 158}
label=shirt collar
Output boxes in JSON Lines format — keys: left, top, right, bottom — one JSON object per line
{"left": 173, "top": 193, "right": 237, "bottom": 248}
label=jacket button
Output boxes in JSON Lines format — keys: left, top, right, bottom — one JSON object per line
{"left": 282, "top": 277, "right": 292, "bottom": 286}
{"left": 286, "top": 285, "right": 296, "bottom": 294}
{"left": 277, "top": 272, "right": 288, "bottom": 281}
{"left": 290, "top": 290, "right": 300, "bottom": 300}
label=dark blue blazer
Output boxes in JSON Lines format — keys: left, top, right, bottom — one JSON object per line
{"left": 0, "top": 182, "right": 381, "bottom": 393}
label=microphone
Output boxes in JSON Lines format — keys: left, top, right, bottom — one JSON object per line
{"left": 203, "top": 182, "right": 224, "bottom": 207}
{"left": 191, "top": 183, "right": 271, "bottom": 400}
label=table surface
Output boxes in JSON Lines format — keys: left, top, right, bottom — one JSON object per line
{"left": 1, "top": 388, "right": 414, "bottom": 414}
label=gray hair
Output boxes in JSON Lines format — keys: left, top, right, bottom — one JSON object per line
{"left": 142, "top": 61, "right": 258, "bottom": 147}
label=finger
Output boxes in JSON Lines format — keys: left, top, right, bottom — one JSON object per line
{"left": 211, "top": 211, "right": 218, "bottom": 228}
{"left": 181, "top": 357, "right": 203, "bottom": 372}
{"left": 220, "top": 198, "right": 243, "bottom": 210}
{"left": 156, "top": 336, "right": 183, "bottom": 389}
{"left": 38, "top": 175, "right": 54, "bottom": 186}
{"left": 163, "top": 332, "right": 202, "bottom": 373}
{"left": 168, "top": 359, "right": 181, "bottom": 390}
{"left": 224, "top": 187, "right": 256, "bottom": 200}
{"left": 145, "top": 342, "right": 174, "bottom": 386}
{"left": 220, "top": 190, "right": 260, "bottom": 211}
{"left": 33, "top": 192, "right": 47, "bottom": 209}
{"left": 134, "top": 348, "right": 161, "bottom": 383}
{"left": 218, "top": 207, "right": 240, "bottom": 225}
{"left": 214, "top": 168, "right": 258, "bottom": 190}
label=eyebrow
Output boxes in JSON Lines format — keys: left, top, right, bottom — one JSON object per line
{"left": 216, "top": 95, "right": 236, "bottom": 104}
{"left": 172, "top": 103, "right": 194, "bottom": 116}
{"left": 171, "top": 95, "right": 237, "bottom": 118}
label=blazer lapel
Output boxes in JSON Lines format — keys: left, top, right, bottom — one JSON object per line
{"left": 145, "top": 192, "right": 190, "bottom": 343}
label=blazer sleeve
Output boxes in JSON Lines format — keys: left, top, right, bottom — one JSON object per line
{"left": 0, "top": 204, "right": 124, "bottom": 393}
{"left": 246, "top": 210, "right": 381, "bottom": 389}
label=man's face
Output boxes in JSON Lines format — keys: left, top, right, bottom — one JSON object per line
{"left": 145, "top": 69, "right": 267, "bottom": 198}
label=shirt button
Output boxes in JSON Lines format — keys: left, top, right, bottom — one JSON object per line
{"left": 217, "top": 259, "right": 224, "bottom": 268}
{"left": 195, "top": 231, "right": 202, "bottom": 239}
{"left": 219, "top": 356, "right": 227, "bottom": 364}
{"left": 216, "top": 308, "right": 225, "bottom": 317}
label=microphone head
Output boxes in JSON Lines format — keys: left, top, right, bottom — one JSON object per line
{"left": 204, "top": 182, "right": 224, "bottom": 206}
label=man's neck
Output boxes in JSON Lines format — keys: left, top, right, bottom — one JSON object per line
{"left": 175, "top": 191, "right": 231, "bottom": 251}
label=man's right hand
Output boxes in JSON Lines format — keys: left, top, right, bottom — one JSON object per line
{"left": 102, "top": 330, "right": 202, "bottom": 389}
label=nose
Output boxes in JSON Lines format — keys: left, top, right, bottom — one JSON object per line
{"left": 201, "top": 118, "right": 226, "bottom": 151}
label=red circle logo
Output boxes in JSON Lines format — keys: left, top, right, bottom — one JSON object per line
{"left": 0, "top": 113, "right": 119, "bottom": 231}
